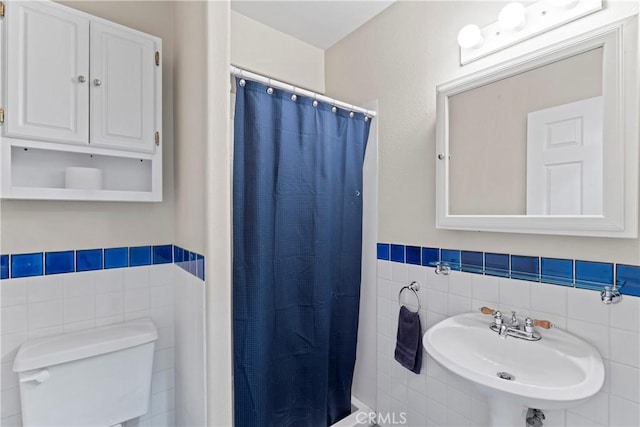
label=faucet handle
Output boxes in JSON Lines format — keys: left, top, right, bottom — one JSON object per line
{"left": 480, "top": 306, "right": 496, "bottom": 315}
{"left": 533, "top": 319, "right": 553, "bottom": 329}
{"left": 524, "top": 317, "right": 534, "bottom": 333}
{"left": 493, "top": 310, "right": 503, "bottom": 326}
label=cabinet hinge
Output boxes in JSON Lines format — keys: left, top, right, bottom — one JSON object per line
{"left": 155, "top": 51, "right": 160, "bottom": 67}
{"left": 0, "top": 2, "right": 5, "bottom": 18}
{"left": 155, "top": 131, "right": 160, "bottom": 146}
{"left": 0, "top": 108, "right": 4, "bottom": 125}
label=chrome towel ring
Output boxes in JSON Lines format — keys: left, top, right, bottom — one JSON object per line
{"left": 398, "top": 281, "right": 421, "bottom": 313}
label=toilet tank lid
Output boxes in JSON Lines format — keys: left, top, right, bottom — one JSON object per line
{"left": 13, "top": 318, "right": 158, "bottom": 372}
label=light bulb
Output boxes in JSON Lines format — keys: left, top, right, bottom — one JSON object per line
{"left": 498, "top": 2, "right": 526, "bottom": 31}
{"left": 550, "top": 0, "right": 580, "bottom": 9}
{"left": 457, "top": 24, "right": 484, "bottom": 49}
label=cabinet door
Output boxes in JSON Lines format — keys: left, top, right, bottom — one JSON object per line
{"left": 90, "top": 22, "right": 157, "bottom": 153}
{"left": 6, "top": 2, "right": 89, "bottom": 144}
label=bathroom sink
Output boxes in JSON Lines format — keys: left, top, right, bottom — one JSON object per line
{"left": 423, "top": 312, "right": 604, "bottom": 426}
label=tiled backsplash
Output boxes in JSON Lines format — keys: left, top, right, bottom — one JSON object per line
{"left": 377, "top": 243, "right": 640, "bottom": 296}
{"left": 1, "top": 245, "right": 204, "bottom": 282}
{"left": 376, "top": 245, "right": 640, "bottom": 427}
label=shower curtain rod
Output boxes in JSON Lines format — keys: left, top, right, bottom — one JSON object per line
{"left": 230, "top": 65, "right": 377, "bottom": 117}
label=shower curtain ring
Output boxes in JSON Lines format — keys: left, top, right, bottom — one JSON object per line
{"left": 312, "top": 94, "right": 318, "bottom": 108}
{"left": 291, "top": 87, "right": 297, "bottom": 102}
{"left": 239, "top": 69, "right": 246, "bottom": 87}
{"left": 266, "top": 79, "right": 273, "bottom": 95}
{"left": 349, "top": 104, "right": 355, "bottom": 118}
{"left": 331, "top": 104, "right": 337, "bottom": 113}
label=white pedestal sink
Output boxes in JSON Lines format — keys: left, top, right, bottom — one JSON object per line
{"left": 422, "top": 312, "right": 604, "bottom": 427}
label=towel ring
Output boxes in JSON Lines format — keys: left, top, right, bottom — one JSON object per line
{"left": 398, "top": 281, "right": 421, "bottom": 313}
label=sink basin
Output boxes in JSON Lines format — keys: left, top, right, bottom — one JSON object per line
{"left": 423, "top": 312, "right": 604, "bottom": 426}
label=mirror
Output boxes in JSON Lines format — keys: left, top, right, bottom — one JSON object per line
{"left": 436, "top": 18, "right": 638, "bottom": 237}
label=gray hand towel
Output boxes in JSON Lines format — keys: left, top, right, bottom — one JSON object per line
{"left": 394, "top": 305, "right": 422, "bottom": 374}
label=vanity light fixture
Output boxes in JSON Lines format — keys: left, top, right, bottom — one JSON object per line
{"left": 551, "top": 0, "right": 581, "bottom": 9}
{"left": 457, "top": 24, "right": 484, "bottom": 49}
{"left": 458, "top": 0, "right": 601, "bottom": 65}
{"left": 498, "top": 2, "right": 527, "bottom": 31}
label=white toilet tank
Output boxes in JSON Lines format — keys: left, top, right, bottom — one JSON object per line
{"left": 13, "top": 318, "right": 158, "bottom": 427}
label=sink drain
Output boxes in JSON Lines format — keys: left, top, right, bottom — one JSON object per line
{"left": 497, "top": 372, "right": 515, "bottom": 381}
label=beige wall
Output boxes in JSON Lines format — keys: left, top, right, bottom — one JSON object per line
{"left": 449, "top": 47, "right": 602, "bottom": 215}
{"left": 231, "top": 11, "right": 325, "bottom": 93}
{"left": 0, "top": 1, "right": 175, "bottom": 253}
{"left": 325, "top": 0, "right": 640, "bottom": 264}
{"left": 173, "top": 1, "right": 207, "bottom": 255}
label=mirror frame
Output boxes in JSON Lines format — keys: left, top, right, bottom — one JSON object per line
{"left": 436, "top": 17, "right": 638, "bottom": 238}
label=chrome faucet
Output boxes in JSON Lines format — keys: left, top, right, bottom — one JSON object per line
{"left": 490, "top": 310, "right": 541, "bottom": 341}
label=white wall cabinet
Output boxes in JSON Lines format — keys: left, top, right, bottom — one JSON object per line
{"left": 0, "top": 0, "right": 163, "bottom": 201}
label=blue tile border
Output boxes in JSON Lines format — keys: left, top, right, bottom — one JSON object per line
{"left": 1, "top": 244, "right": 204, "bottom": 282}
{"left": 377, "top": 242, "right": 639, "bottom": 296}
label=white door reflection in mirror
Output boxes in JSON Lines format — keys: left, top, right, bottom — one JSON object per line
{"left": 526, "top": 96, "right": 603, "bottom": 215}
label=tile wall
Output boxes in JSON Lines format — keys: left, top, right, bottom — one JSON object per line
{"left": 376, "top": 252, "right": 640, "bottom": 427}
{"left": 0, "top": 245, "right": 206, "bottom": 427}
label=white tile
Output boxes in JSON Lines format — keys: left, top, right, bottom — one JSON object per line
{"left": 425, "top": 311, "right": 446, "bottom": 330}
{"left": 150, "top": 409, "right": 175, "bottom": 427}
{"left": 95, "top": 314, "right": 123, "bottom": 327}
{"left": 1, "top": 333, "right": 26, "bottom": 363}
{"left": 64, "top": 319, "right": 95, "bottom": 333}
{"left": 425, "top": 400, "right": 447, "bottom": 427}
{"left": 156, "top": 327, "right": 174, "bottom": 350}
{"left": 1, "top": 305, "right": 27, "bottom": 335}
{"left": 151, "top": 368, "right": 175, "bottom": 395}
{"left": 470, "top": 397, "right": 490, "bottom": 427}
{"left": 425, "top": 290, "right": 447, "bottom": 316}
{"left": 124, "top": 266, "right": 150, "bottom": 289}
{"left": 567, "top": 287, "right": 609, "bottom": 325}
{"left": 530, "top": 283, "right": 567, "bottom": 317}
{"left": 447, "top": 294, "right": 471, "bottom": 316}
{"left": 378, "top": 278, "right": 392, "bottom": 301}
{"left": 405, "top": 408, "right": 426, "bottom": 426}
{"left": 447, "top": 409, "right": 470, "bottom": 427}
{"left": 471, "top": 275, "right": 499, "bottom": 304}
{"left": 447, "top": 385, "right": 470, "bottom": 418}
{"left": 609, "top": 361, "right": 640, "bottom": 402}
{"left": 407, "top": 264, "right": 427, "bottom": 288}
{"left": 0, "top": 387, "right": 20, "bottom": 419}
{"left": 1, "top": 413, "right": 22, "bottom": 427}
{"left": 391, "top": 262, "right": 408, "bottom": 284}
{"left": 425, "top": 354, "right": 448, "bottom": 383}
{"left": 542, "top": 409, "right": 566, "bottom": 427}
{"left": 448, "top": 272, "right": 473, "bottom": 298}
{"left": 150, "top": 306, "right": 173, "bottom": 329}
{"left": 62, "top": 271, "right": 95, "bottom": 298}
{"left": 568, "top": 391, "right": 608, "bottom": 426}
{"left": 28, "top": 275, "right": 62, "bottom": 304}
{"left": 1, "top": 279, "right": 28, "bottom": 307}
{"left": 566, "top": 319, "right": 609, "bottom": 359}
{"left": 407, "top": 370, "right": 427, "bottom": 396}
{"left": 29, "top": 300, "right": 63, "bottom": 331}
{"left": 64, "top": 295, "right": 95, "bottom": 324}
{"left": 609, "top": 395, "right": 640, "bottom": 427}
{"left": 378, "top": 260, "right": 391, "bottom": 280}
{"left": 1, "top": 362, "right": 18, "bottom": 390}
{"left": 95, "top": 292, "right": 123, "bottom": 318}
{"left": 610, "top": 296, "right": 640, "bottom": 332}
{"left": 151, "top": 387, "right": 175, "bottom": 415}
{"left": 426, "top": 269, "right": 448, "bottom": 292}
{"left": 125, "top": 309, "right": 151, "bottom": 321}
{"left": 426, "top": 377, "right": 447, "bottom": 406}
{"left": 406, "top": 387, "right": 427, "bottom": 416}
{"left": 499, "top": 278, "right": 531, "bottom": 309}
{"left": 149, "top": 264, "right": 174, "bottom": 287}
{"left": 610, "top": 328, "right": 639, "bottom": 367}
{"left": 27, "top": 325, "right": 63, "bottom": 339}
{"left": 566, "top": 411, "right": 605, "bottom": 427}
{"left": 124, "top": 287, "right": 150, "bottom": 313}
{"left": 94, "top": 269, "right": 124, "bottom": 294}
{"left": 153, "top": 348, "right": 175, "bottom": 372}
{"left": 150, "top": 285, "right": 172, "bottom": 308}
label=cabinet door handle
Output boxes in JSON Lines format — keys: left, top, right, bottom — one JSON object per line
{"left": 93, "top": 79, "right": 102, "bottom": 86}
{"left": 78, "top": 75, "right": 86, "bottom": 83}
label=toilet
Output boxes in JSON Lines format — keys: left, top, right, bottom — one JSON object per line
{"left": 13, "top": 318, "right": 158, "bottom": 427}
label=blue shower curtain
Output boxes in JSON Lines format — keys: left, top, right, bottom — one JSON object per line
{"left": 233, "top": 78, "right": 371, "bottom": 427}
